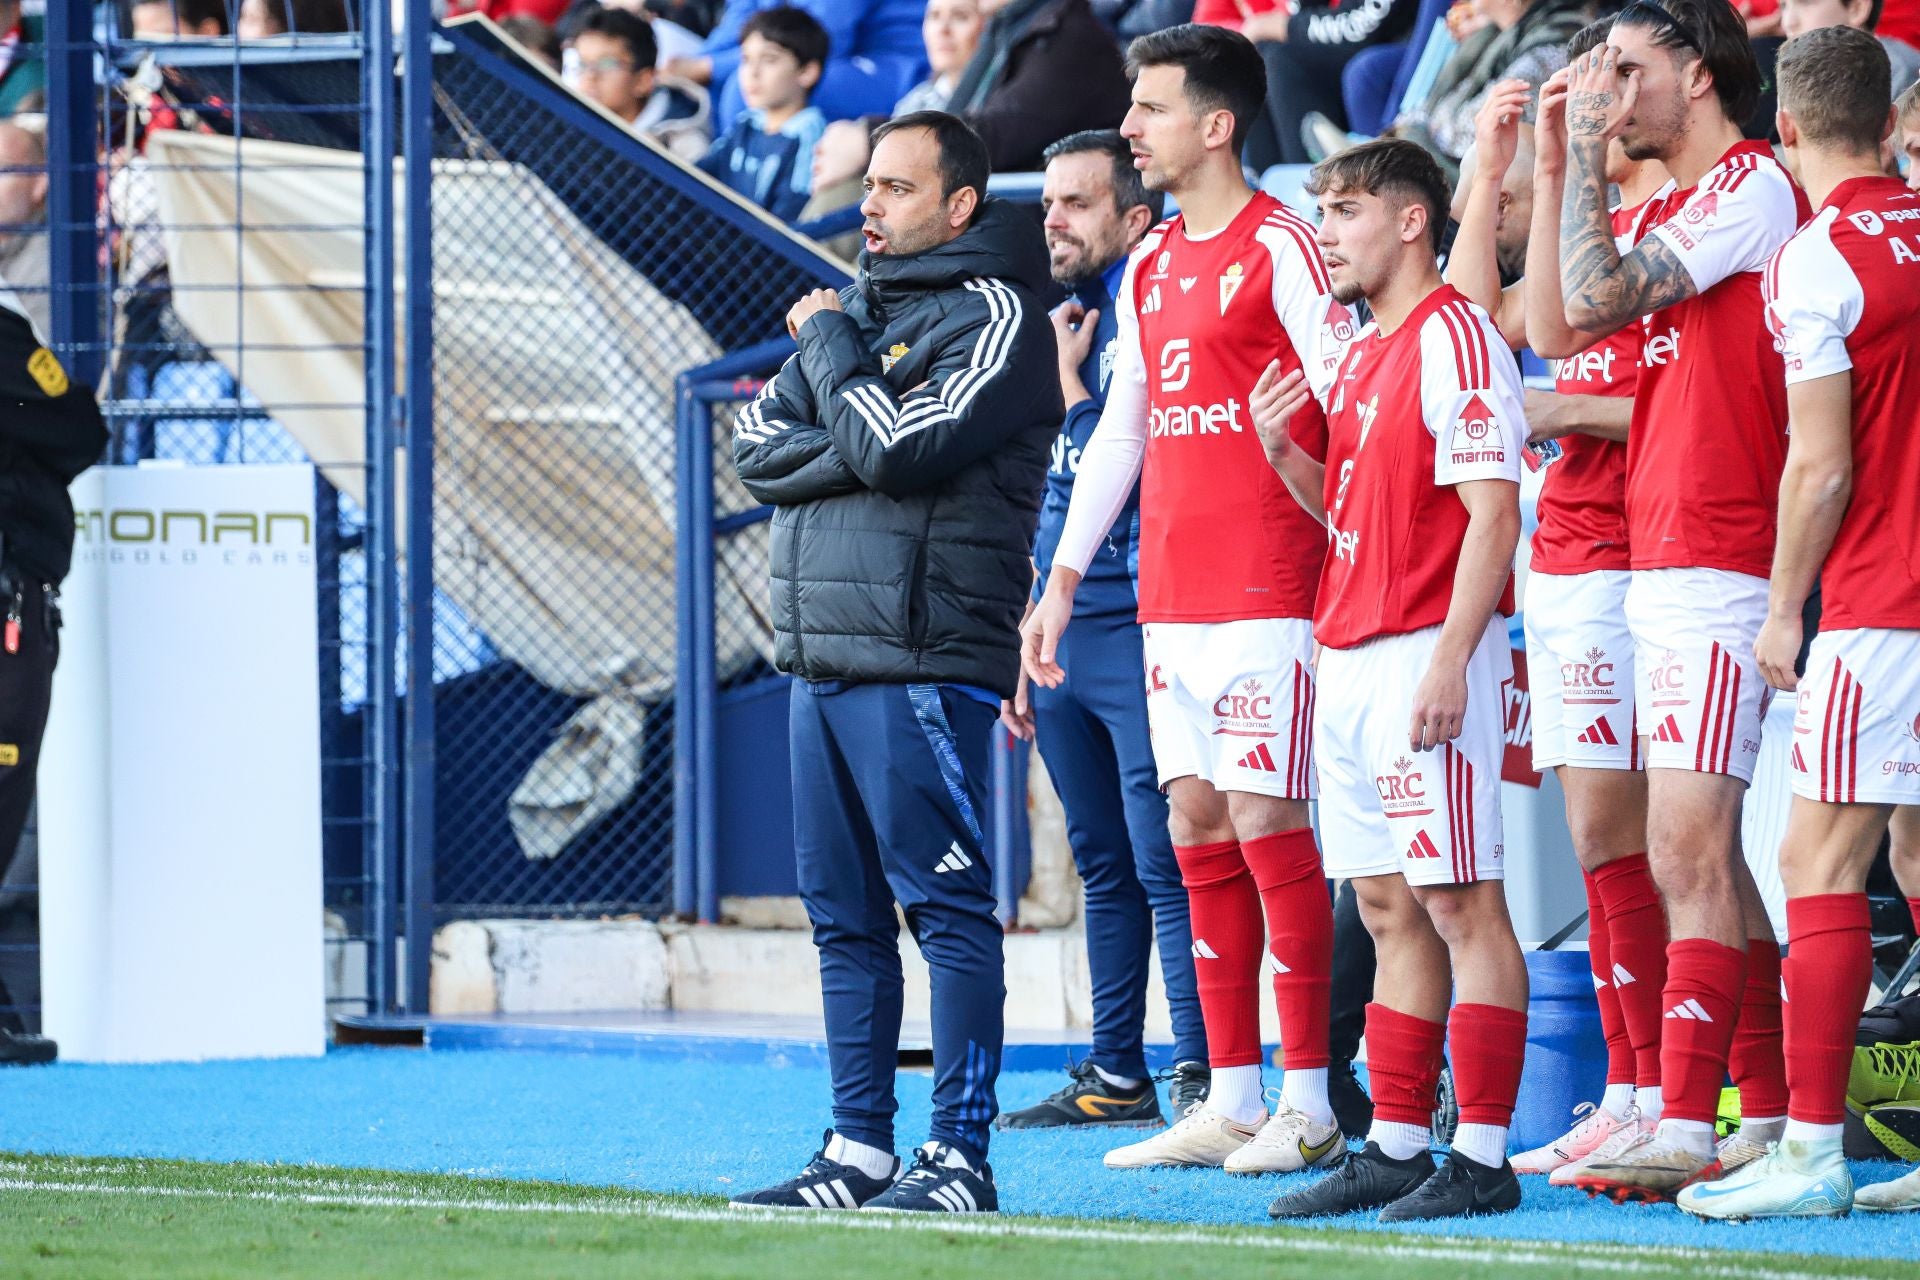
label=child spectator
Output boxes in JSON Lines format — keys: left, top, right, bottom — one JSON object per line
{"left": 697, "top": 7, "right": 828, "bottom": 219}
{"left": 565, "top": 7, "right": 712, "bottom": 161}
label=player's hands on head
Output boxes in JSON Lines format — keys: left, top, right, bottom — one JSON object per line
{"left": 1565, "top": 44, "right": 1637, "bottom": 144}
{"left": 1020, "top": 582, "right": 1076, "bottom": 689}
{"left": 1051, "top": 302, "right": 1099, "bottom": 369}
{"left": 1754, "top": 614, "right": 1803, "bottom": 693}
{"left": 1472, "top": 79, "right": 1532, "bottom": 184}
{"left": 1409, "top": 662, "right": 1468, "bottom": 751}
{"left": 1534, "top": 68, "right": 1572, "bottom": 173}
{"left": 1250, "top": 360, "right": 1310, "bottom": 464}
{"left": 786, "top": 289, "right": 844, "bottom": 339}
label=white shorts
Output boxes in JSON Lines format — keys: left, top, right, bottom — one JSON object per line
{"left": 1525, "top": 569, "right": 1641, "bottom": 773}
{"left": 1142, "top": 617, "right": 1317, "bottom": 799}
{"left": 1790, "top": 628, "right": 1920, "bottom": 805}
{"left": 1624, "top": 567, "right": 1773, "bottom": 783}
{"left": 1315, "top": 617, "right": 1511, "bottom": 886}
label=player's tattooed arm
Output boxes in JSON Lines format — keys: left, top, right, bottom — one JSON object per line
{"left": 1556, "top": 47, "right": 1698, "bottom": 333}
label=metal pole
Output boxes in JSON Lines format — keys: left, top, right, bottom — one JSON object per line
{"left": 691, "top": 405, "right": 718, "bottom": 923}
{"left": 671, "top": 376, "right": 700, "bottom": 919}
{"left": 399, "top": 0, "right": 436, "bottom": 1015}
{"left": 362, "top": 4, "right": 401, "bottom": 1016}
{"left": 46, "top": 0, "right": 100, "bottom": 380}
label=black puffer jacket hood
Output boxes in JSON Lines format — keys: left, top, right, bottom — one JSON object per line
{"left": 733, "top": 198, "right": 1063, "bottom": 695}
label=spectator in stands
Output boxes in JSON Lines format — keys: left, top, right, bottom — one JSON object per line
{"left": 0, "top": 0, "right": 45, "bottom": 117}
{"left": 0, "top": 121, "right": 47, "bottom": 340}
{"left": 698, "top": 7, "right": 828, "bottom": 217}
{"left": 129, "top": 0, "right": 231, "bottom": 37}
{"left": 566, "top": 7, "right": 712, "bottom": 160}
{"left": 805, "top": 0, "right": 985, "bottom": 237}
{"left": 501, "top": 14, "right": 565, "bottom": 68}
{"left": 235, "top": 0, "right": 352, "bottom": 37}
{"left": 896, "top": 0, "right": 986, "bottom": 112}
{"left": 1902, "top": 77, "right": 1920, "bottom": 182}
{"left": 666, "top": 0, "right": 926, "bottom": 130}
{"left": 1389, "top": 0, "right": 1584, "bottom": 164}
{"left": 1781, "top": 0, "right": 1920, "bottom": 92}
{"left": 1093, "top": 0, "right": 1198, "bottom": 42}
{"left": 1206, "top": 0, "right": 1419, "bottom": 168}
{"left": 942, "top": 0, "right": 1133, "bottom": 171}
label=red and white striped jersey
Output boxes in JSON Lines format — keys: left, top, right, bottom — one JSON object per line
{"left": 1534, "top": 199, "right": 1652, "bottom": 576}
{"left": 1765, "top": 176, "right": 1920, "bottom": 631}
{"left": 1627, "top": 140, "right": 1809, "bottom": 578}
{"left": 1315, "top": 285, "right": 1525, "bottom": 650}
{"left": 1053, "top": 192, "right": 1345, "bottom": 623}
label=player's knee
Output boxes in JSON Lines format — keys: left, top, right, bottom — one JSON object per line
{"left": 1166, "top": 779, "right": 1233, "bottom": 846}
{"left": 1643, "top": 840, "right": 1729, "bottom": 903}
{"left": 1225, "top": 790, "right": 1311, "bottom": 840}
{"left": 1354, "top": 876, "right": 1422, "bottom": 942}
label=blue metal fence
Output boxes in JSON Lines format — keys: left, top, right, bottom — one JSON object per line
{"left": 43, "top": 6, "right": 1039, "bottom": 1029}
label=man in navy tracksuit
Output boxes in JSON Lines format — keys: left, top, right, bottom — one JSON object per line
{"left": 992, "top": 131, "right": 1211, "bottom": 1130}
{"left": 729, "top": 113, "right": 1058, "bottom": 1215}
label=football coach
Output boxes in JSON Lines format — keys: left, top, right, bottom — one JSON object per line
{"left": 729, "top": 110, "right": 1059, "bottom": 1215}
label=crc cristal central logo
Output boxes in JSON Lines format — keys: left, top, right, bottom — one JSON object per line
{"left": 1563, "top": 645, "right": 1618, "bottom": 705}
{"left": 1651, "top": 649, "right": 1687, "bottom": 707}
{"left": 1212, "top": 676, "right": 1272, "bottom": 724}
{"left": 1375, "top": 756, "right": 1431, "bottom": 816}
{"left": 1158, "top": 338, "right": 1192, "bottom": 393}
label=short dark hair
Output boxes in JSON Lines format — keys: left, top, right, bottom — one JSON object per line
{"left": 1042, "top": 129, "right": 1167, "bottom": 223}
{"left": 574, "top": 6, "right": 657, "bottom": 68}
{"left": 1778, "top": 26, "right": 1891, "bottom": 153}
{"left": 1125, "top": 23, "right": 1268, "bottom": 158}
{"left": 1566, "top": 17, "right": 1612, "bottom": 61}
{"left": 741, "top": 5, "right": 830, "bottom": 71}
{"left": 134, "top": 0, "right": 232, "bottom": 35}
{"left": 871, "top": 110, "right": 991, "bottom": 208}
{"left": 1613, "top": 0, "right": 1762, "bottom": 127}
{"left": 1305, "top": 138, "right": 1452, "bottom": 254}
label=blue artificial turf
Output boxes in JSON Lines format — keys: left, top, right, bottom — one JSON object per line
{"left": 1, "top": 1046, "right": 1915, "bottom": 1261}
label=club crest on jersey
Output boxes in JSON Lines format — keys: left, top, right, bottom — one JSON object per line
{"left": 882, "top": 342, "right": 910, "bottom": 373}
{"left": 1668, "top": 191, "right": 1720, "bottom": 251}
{"left": 1449, "top": 393, "right": 1506, "bottom": 464}
{"left": 1219, "top": 261, "right": 1244, "bottom": 314}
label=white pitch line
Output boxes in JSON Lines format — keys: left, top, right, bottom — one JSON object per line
{"left": 0, "top": 1175, "right": 1859, "bottom": 1280}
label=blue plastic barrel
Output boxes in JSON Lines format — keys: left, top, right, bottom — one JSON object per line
{"left": 1509, "top": 948, "right": 1610, "bottom": 1153}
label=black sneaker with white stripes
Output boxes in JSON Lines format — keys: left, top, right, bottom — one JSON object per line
{"left": 863, "top": 1142, "right": 998, "bottom": 1214}
{"left": 729, "top": 1131, "right": 901, "bottom": 1211}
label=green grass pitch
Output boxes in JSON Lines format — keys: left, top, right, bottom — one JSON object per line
{"left": 0, "top": 1153, "right": 1903, "bottom": 1279}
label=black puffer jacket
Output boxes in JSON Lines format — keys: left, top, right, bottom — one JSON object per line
{"left": 733, "top": 200, "right": 1061, "bottom": 697}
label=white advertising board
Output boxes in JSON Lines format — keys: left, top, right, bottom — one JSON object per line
{"left": 38, "top": 464, "right": 324, "bottom": 1061}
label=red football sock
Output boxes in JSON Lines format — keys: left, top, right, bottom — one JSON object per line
{"left": 1365, "top": 1002, "right": 1447, "bottom": 1127}
{"left": 1591, "top": 853, "right": 1668, "bottom": 1089}
{"left": 1448, "top": 1002, "right": 1529, "bottom": 1127}
{"left": 1241, "top": 828, "right": 1332, "bottom": 1070}
{"left": 1583, "top": 870, "right": 1634, "bottom": 1087}
{"left": 1658, "top": 938, "right": 1747, "bottom": 1125}
{"left": 1907, "top": 897, "right": 1920, "bottom": 939}
{"left": 1175, "top": 840, "right": 1264, "bottom": 1069}
{"left": 1785, "top": 894, "right": 1873, "bottom": 1126}
{"left": 1729, "top": 940, "right": 1788, "bottom": 1120}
